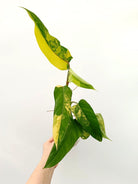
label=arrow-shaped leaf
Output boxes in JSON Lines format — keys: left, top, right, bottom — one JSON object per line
{"left": 23, "top": 8, "right": 73, "bottom": 70}
{"left": 53, "top": 86, "right": 72, "bottom": 148}
{"left": 44, "top": 119, "right": 81, "bottom": 168}
{"left": 96, "top": 113, "right": 110, "bottom": 140}
{"left": 71, "top": 99, "right": 102, "bottom": 141}
{"left": 68, "top": 68, "right": 95, "bottom": 89}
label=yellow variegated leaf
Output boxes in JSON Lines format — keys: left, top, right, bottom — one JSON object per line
{"left": 53, "top": 86, "right": 72, "bottom": 148}
{"left": 22, "top": 8, "right": 73, "bottom": 70}
{"left": 53, "top": 114, "right": 62, "bottom": 145}
{"left": 71, "top": 99, "right": 103, "bottom": 142}
{"left": 45, "top": 119, "right": 82, "bottom": 168}
{"left": 69, "top": 68, "right": 95, "bottom": 89}
{"left": 96, "top": 113, "right": 111, "bottom": 140}
{"left": 34, "top": 26, "right": 69, "bottom": 70}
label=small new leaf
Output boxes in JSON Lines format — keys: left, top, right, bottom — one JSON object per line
{"left": 68, "top": 68, "right": 95, "bottom": 89}
{"left": 23, "top": 8, "right": 72, "bottom": 70}
{"left": 53, "top": 86, "right": 72, "bottom": 148}
{"left": 44, "top": 119, "right": 81, "bottom": 168}
{"left": 71, "top": 99, "right": 102, "bottom": 141}
{"left": 96, "top": 113, "right": 111, "bottom": 140}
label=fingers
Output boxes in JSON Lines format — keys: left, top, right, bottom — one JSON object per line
{"left": 48, "top": 137, "right": 54, "bottom": 143}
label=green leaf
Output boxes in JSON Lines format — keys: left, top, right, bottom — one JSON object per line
{"left": 74, "top": 119, "right": 90, "bottom": 139}
{"left": 68, "top": 68, "right": 95, "bottom": 89}
{"left": 96, "top": 113, "right": 110, "bottom": 140}
{"left": 71, "top": 99, "right": 103, "bottom": 141}
{"left": 22, "top": 8, "right": 73, "bottom": 70}
{"left": 44, "top": 119, "right": 81, "bottom": 168}
{"left": 53, "top": 86, "right": 72, "bottom": 148}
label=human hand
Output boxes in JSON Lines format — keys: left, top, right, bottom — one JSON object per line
{"left": 26, "top": 137, "right": 57, "bottom": 184}
{"left": 40, "top": 137, "right": 57, "bottom": 169}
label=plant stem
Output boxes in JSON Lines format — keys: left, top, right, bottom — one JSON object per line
{"left": 66, "top": 70, "right": 69, "bottom": 86}
{"left": 66, "top": 63, "right": 70, "bottom": 86}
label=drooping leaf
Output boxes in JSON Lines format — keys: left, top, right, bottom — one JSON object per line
{"left": 96, "top": 113, "right": 110, "bottom": 140}
{"left": 44, "top": 119, "right": 81, "bottom": 168}
{"left": 71, "top": 99, "right": 102, "bottom": 141}
{"left": 23, "top": 8, "right": 73, "bottom": 70}
{"left": 53, "top": 86, "right": 72, "bottom": 148}
{"left": 68, "top": 68, "right": 95, "bottom": 89}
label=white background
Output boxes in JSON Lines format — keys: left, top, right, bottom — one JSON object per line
{"left": 0, "top": 0, "right": 138, "bottom": 183}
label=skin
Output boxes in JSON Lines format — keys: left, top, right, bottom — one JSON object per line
{"left": 26, "top": 137, "right": 57, "bottom": 184}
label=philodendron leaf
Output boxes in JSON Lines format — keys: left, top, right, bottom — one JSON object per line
{"left": 44, "top": 119, "right": 81, "bottom": 168}
{"left": 71, "top": 99, "right": 102, "bottom": 141}
{"left": 96, "top": 113, "right": 110, "bottom": 140}
{"left": 68, "top": 68, "right": 95, "bottom": 89}
{"left": 53, "top": 86, "right": 72, "bottom": 149}
{"left": 23, "top": 8, "right": 73, "bottom": 70}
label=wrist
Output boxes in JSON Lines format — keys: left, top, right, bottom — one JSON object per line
{"left": 36, "top": 160, "right": 55, "bottom": 184}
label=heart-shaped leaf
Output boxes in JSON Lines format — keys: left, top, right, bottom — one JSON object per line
{"left": 22, "top": 8, "right": 72, "bottom": 70}
{"left": 68, "top": 68, "right": 95, "bottom": 89}
{"left": 71, "top": 99, "right": 102, "bottom": 141}
{"left": 53, "top": 86, "right": 72, "bottom": 148}
{"left": 44, "top": 119, "right": 81, "bottom": 168}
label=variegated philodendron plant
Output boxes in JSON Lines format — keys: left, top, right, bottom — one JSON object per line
{"left": 22, "top": 8, "right": 110, "bottom": 168}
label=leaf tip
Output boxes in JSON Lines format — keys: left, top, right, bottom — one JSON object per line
{"left": 97, "top": 136, "right": 103, "bottom": 142}
{"left": 104, "top": 136, "right": 112, "bottom": 141}
{"left": 43, "top": 163, "right": 50, "bottom": 169}
{"left": 91, "top": 86, "right": 96, "bottom": 90}
{"left": 19, "top": 6, "right": 26, "bottom": 11}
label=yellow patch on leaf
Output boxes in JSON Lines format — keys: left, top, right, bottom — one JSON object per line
{"left": 53, "top": 114, "right": 62, "bottom": 148}
{"left": 34, "top": 25, "right": 68, "bottom": 70}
